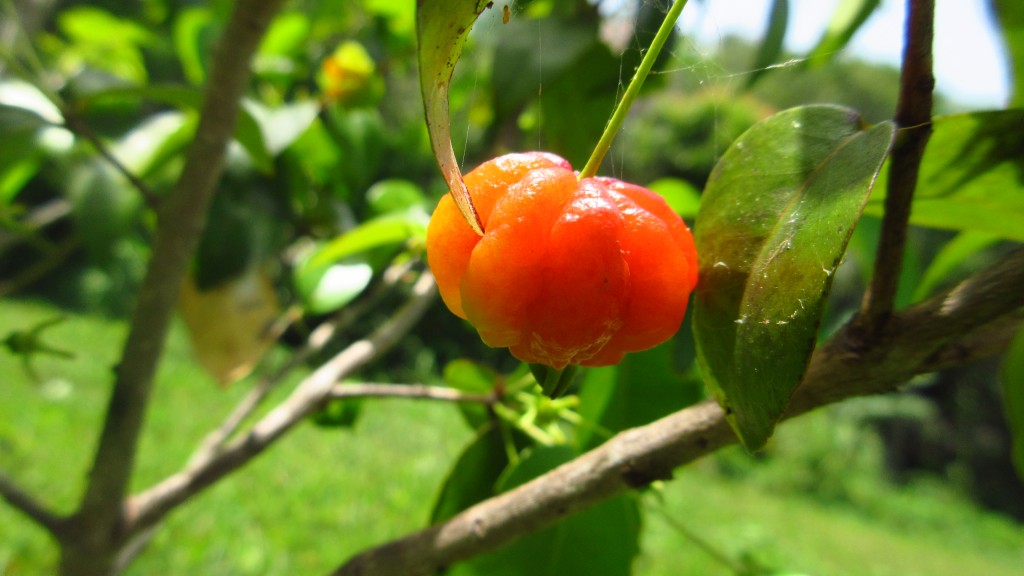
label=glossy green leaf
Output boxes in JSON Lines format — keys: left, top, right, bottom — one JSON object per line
{"left": 805, "top": 0, "right": 880, "bottom": 66}
{"left": 865, "top": 111, "right": 1024, "bottom": 241}
{"left": 1003, "top": 326, "right": 1024, "bottom": 481}
{"left": 295, "top": 256, "right": 374, "bottom": 315}
{"left": 417, "top": 0, "right": 492, "bottom": 235}
{"left": 243, "top": 99, "right": 320, "bottom": 156}
{"left": 693, "top": 105, "right": 894, "bottom": 450}
{"left": 430, "top": 425, "right": 510, "bottom": 524}
{"left": 449, "top": 445, "right": 640, "bottom": 576}
{"left": 443, "top": 359, "right": 498, "bottom": 431}
{"left": 747, "top": 0, "right": 789, "bottom": 87}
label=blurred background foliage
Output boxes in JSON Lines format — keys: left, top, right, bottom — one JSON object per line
{"left": 1, "top": 0, "right": 1022, "bottom": 574}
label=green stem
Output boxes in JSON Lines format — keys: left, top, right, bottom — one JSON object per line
{"left": 578, "top": 0, "right": 688, "bottom": 180}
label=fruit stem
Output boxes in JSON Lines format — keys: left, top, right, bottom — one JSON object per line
{"left": 578, "top": 0, "right": 688, "bottom": 180}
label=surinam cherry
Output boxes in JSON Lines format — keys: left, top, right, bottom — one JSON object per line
{"left": 426, "top": 152, "right": 698, "bottom": 370}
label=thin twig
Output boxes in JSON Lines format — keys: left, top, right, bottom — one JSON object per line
{"left": 328, "top": 382, "right": 494, "bottom": 404}
{"left": 187, "top": 261, "right": 418, "bottom": 466}
{"left": 0, "top": 471, "right": 65, "bottom": 535}
{"left": 858, "top": 0, "right": 934, "bottom": 332}
{"left": 125, "top": 271, "right": 438, "bottom": 534}
{"left": 63, "top": 114, "right": 162, "bottom": 209}
{"left": 331, "top": 247, "right": 1024, "bottom": 576}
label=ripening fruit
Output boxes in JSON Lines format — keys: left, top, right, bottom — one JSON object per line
{"left": 426, "top": 152, "right": 698, "bottom": 369}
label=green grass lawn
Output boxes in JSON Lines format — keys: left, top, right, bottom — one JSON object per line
{"left": 2, "top": 298, "right": 1022, "bottom": 575}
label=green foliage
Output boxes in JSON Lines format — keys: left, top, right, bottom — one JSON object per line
{"left": 1003, "top": 328, "right": 1024, "bottom": 481}
{"left": 693, "top": 106, "right": 894, "bottom": 449}
{"left": 866, "top": 111, "right": 1024, "bottom": 241}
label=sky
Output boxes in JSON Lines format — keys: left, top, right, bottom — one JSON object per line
{"left": 678, "top": 0, "right": 1011, "bottom": 108}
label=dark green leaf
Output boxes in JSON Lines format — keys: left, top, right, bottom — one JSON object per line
{"left": 68, "top": 162, "right": 142, "bottom": 266}
{"left": 443, "top": 359, "right": 497, "bottom": 431}
{"left": 865, "top": 111, "right": 1024, "bottom": 241}
{"left": 311, "top": 397, "right": 362, "bottom": 429}
{"left": 449, "top": 445, "right": 640, "bottom": 576}
{"left": 805, "top": 0, "right": 880, "bottom": 66}
{"left": 747, "top": 0, "right": 789, "bottom": 87}
{"left": 416, "top": 0, "right": 492, "bottom": 234}
{"left": 431, "top": 425, "right": 510, "bottom": 524}
{"left": 1002, "top": 326, "right": 1024, "bottom": 481}
{"left": 577, "top": 336, "right": 704, "bottom": 451}
{"left": 693, "top": 105, "right": 894, "bottom": 450}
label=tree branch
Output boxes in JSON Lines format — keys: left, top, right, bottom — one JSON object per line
{"left": 125, "top": 271, "right": 438, "bottom": 534}
{"left": 0, "top": 471, "right": 65, "bottom": 535}
{"left": 859, "top": 0, "right": 935, "bottom": 331}
{"left": 328, "top": 382, "right": 494, "bottom": 404}
{"left": 63, "top": 0, "right": 286, "bottom": 569}
{"left": 332, "top": 247, "right": 1024, "bottom": 576}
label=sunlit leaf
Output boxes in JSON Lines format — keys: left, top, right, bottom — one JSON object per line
{"left": 295, "top": 256, "right": 374, "bottom": 315}
{"left": 173, "top": 6, "right": 217, "bottom": 86}
{"left": 693, "top": 105, "right": 894, "bottom": 450}
{"left": 805, "top": 0, "right": 880, "bottom": 66}
{"left": 243, "top": 99, "right": 321, "bottom": 156}
{"left": 865, "top": 111, "right": 1024, "bottom": 241}
{"left": 449, "top": 446, "right": 640, "bottom": 576}
{"left": 647, "top": 177, "right": 702, "bottom": 219}
{"left": 366, "top": 179, "right": 427, "bottom": 216}
{"left": 306, "top": 213, "right": 427, "bottom": 271}
{"left": 417, "top": 0, "right": 493, "bottom": 235}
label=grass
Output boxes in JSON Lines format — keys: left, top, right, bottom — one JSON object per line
{"left": 1, "top": 298, "right": 1022, "bottom": 575}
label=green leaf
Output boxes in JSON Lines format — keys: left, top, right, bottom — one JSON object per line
{"left": 747, "top": 0, "right": 789, "bottom": 87}
{"left": 914, "top": 231, "right": 1002, "bottom": 301}
{"left": 991, "top": 0, "right": 1024, "bottom": 106}
{"left": 577, "top": 336, "right": 704, "bottom": 451}
{"left": 646, "top": 177, "right": 702, "bottom": 219}
{"left": 243, "top": 99, "right": 321, "bottom": 156}
{"left": 693, "top": 105, "right": 894, "bottom": 450}
{"left": 805, "top": 0, "right": 880, "bottom": 66}
{"left": 416, "top": 0, "right": 492, "bottom": 235}
{"left": 307, "top": 213, "right": 427, "bottom": 270}
{"left": 76, "top": 84, "right": 272, "bottom": 172}
{"left": 449, "top": 445, "right": 640, "bottom": 576}
{"left": 865, "top": 111, "right": 1024, "bottom": 241}
{"left": 366, "top": 179, "right": 427, "bottom": 216}
{"left": 311, "top": 397, "right": 362, "bottom": 429}
{"left": 67, "top": 161, "right": 143, "bottom": 266}
{"left": 430, "top": 425, "right": 510, "bottom": 524}
{"left": 173, "top": 7, "right": 217, "bottom": 86}
{"left": 294, "top": 256, "right": 374, "bottom": 315}
{"left": 443, "top": 359, "right": 497, "bottom": 431}
{"left": 1003, "top": 326, "right": 1024, "bottom": 481}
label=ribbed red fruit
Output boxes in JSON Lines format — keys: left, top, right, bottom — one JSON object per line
{"left": 426, "top": 152, "right": 698, "bottom": 369}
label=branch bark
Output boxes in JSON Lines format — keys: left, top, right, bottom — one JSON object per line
{"left": 125, "top": 271, "right": 438, "bottom": 535}
{"left": 0, "top": 471, "right": 65, "bottom": 536}
{"left": 333, "top": 247, "right": 1024, "bottom": 576}
{"left": 859, "top": 0, "right": 935, "bottom": 330}
{"left": 59, "top": 1, "right": 285, "bottom": 574}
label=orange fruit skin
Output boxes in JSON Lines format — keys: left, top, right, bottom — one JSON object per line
{"left": 426, "top": 152, "right": 698, "bottom": 369}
